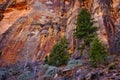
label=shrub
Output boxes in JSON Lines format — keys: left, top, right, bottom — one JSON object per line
{"left": 17, "top": 71, "right": 34, "bottom": 80}
{"left": 46, "top": 36, "right": 70, "bottom": 67}
{"left": 89, "top": 37, "right": 107, "bottom": 66}
{"left": 74, "top": 8, "right": 97, "bottom": 52}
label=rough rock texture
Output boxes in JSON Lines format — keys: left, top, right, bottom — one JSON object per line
{"left": 0, "top": 0, "right": 120, "bottom": 80}
{"left": 66, "top": 0, "right": 120, "bottom": 54}
{"left": 0, "top": 0, "right": 30, "bottom": 34}
{"left": 0, "top": 0, "right": 66, "bottom": 66}
{"left": 0, "top": 0, "right": 120, "bottom": 65}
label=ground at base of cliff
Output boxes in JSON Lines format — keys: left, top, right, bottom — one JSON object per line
{"left": 0, "top": 54, "right": 120, "bottom": 80}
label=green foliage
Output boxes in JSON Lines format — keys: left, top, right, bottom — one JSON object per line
{"left": 46, "top": 36, "right": 70, "bottom": 67}
{"left": 74, "top": 8, "right": 97, "bottom": 51}
{"left": 89, "top": 37, "right": 107, "bottom": 66}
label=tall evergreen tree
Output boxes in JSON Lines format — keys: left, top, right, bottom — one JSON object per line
{"left": 89, "top": 37, "right": 107, "bottom": 66}
{"left": 74, "top": 8, "right": 97, "bottom": 51}
{"left": 47, "top": 36, "right": 69, "bottom": 67}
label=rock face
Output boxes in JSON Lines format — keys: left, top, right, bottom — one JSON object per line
{"left": 0, "top": 0, "right": 30, "bottom": 34}
{"left": 66, "top": 0, "right": 120, "bottom": 54}
{"left": 0, "top": 0, "right": 66, "bottom": 65}
{"left": 0, "top": 0, "right": 120, "bottom": 66}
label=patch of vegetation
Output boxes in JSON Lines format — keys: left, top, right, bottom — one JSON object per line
{"left": 0, "top": 69, "right": 8, "bottom": 80}
{"left": 74, "top": 8, "right": 97, "bottom": 52}
{"left": 89, "top": 37, "right": 107, "bottom": 67}
{"left": 45, "top": 36, "right": 70, "bottom": 67}
{"left": 17, "top": 71, "right": 34, "bottom": 80}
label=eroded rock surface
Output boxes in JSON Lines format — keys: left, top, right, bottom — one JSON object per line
{"left": 0, "top": 0, "right": 120, "bottom": 66}
{"left": 0, "top": 0, "right": 67, "bottom": 65}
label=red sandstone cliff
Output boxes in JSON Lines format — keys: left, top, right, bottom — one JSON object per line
{"left": 0, "top": 0, "right": 119, "bottom": 65}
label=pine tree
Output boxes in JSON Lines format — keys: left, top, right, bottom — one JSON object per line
{"left": 74, "top": 8, "right": 97, "bottom": 51}
{"left": 89, "top": 37, "right": 107, "bottom": 66}
{"left": 47, "top": 36, "right": 70, "bottom": 67}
